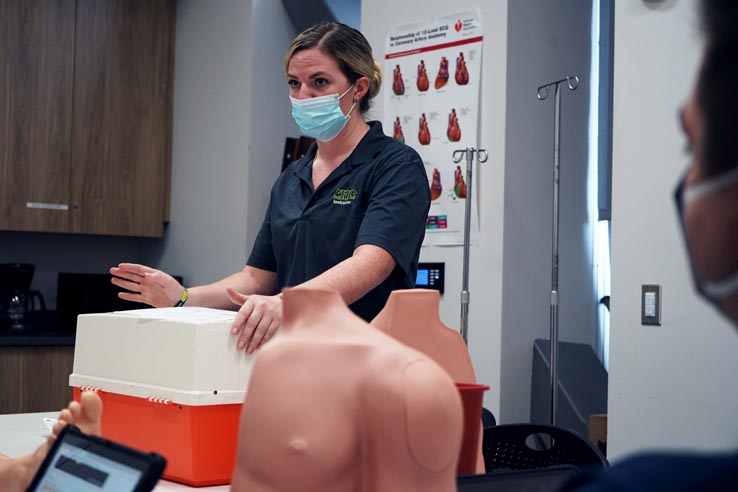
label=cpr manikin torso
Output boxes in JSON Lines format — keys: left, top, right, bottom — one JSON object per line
{"left": 231, "top": 289, "right": 462, "bottom": 492}
{"left": 371, "top": 289, "right": 484, "bottom": 473}
{"left": 371, "top": 289, "right": 477, "bottom": 383}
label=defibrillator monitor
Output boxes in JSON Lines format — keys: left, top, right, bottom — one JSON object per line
{"left": 26, "top": 424, "right": 166, "bottom": 492}
{"left": 415, "top": 262, "right": 445, "bottom": 294}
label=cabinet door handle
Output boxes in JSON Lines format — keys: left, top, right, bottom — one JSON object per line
{"left": 26, "top": 202, "right": 69, "bottom": 211}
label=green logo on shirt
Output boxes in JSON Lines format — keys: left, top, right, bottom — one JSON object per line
{"left": 332, "top": 188, "right": 358, "bottom": 205}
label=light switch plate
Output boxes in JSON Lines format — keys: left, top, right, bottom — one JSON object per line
{"left": 641, "top": 284, "right": 661, "bottom": 326}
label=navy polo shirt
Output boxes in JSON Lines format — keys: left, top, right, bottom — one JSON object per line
{"left": 247, "top": 121, "right": 430, "bottom": 321}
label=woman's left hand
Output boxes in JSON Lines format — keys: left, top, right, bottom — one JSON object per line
{"left": 227, "top": 289, "right": 283, "bottom": 354}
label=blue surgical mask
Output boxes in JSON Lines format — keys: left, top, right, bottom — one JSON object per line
{"left": 290, "top": 85, "right": 356, "bottom": 142}
{"left": 674, "top": 165, "right": 738, "bottom": 302}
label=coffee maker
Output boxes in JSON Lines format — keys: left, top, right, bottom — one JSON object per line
{"left": 0, "top": 263, "right": 47, "bottom": 331}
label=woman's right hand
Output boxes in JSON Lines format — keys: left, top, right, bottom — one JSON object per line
{"left": 110, "top": 263, "right": 184, "bottom": 307}
{"left": 227, "top": 289, "right": 283, "bottom": 354}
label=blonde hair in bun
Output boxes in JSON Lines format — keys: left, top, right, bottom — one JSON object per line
{"left": 368, "top": 59, "right": 383, "bottom": 100}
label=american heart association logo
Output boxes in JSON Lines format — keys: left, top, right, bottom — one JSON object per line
{"left": 454, "top": 20, "right": 462, "bottom": 32}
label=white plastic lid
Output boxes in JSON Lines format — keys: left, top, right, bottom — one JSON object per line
{"left": 69, "top": 307, "right": 254, "bottom": 406}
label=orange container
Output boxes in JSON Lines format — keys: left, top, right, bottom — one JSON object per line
{"left": 70, "top": 308, "right": 254, "bottom": 487}
{"left": 455, "top": 382, "right": 489, "bottom": 475}
{"left": 72, "top": 388, "right": 242, "bottom": 486}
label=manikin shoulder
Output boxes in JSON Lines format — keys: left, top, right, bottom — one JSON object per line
{"left": 361, "top": 350, "right": 463, "bottom": 473}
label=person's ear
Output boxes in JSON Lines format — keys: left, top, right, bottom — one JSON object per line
{"left": 353, "top": 76, "right": 371, "bottom": 102}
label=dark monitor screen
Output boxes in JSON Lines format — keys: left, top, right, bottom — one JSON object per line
{"left": 457, "top": 466, "right": 579, "bottom": 492}
{"left": 56, "top": 273, "right": 183, "bottom": 331}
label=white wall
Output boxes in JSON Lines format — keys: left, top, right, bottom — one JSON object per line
{"left": 145, "top": 0, "right": 253, "bottom": 284}
{"left": 145, "top": 0, "right": 296, "bottom": 287}
{"left": 244, "top": 0, "right": 297, "bottom": 252}
{"left": 608, "top": 1, "right": 738, "bottom": 460}
{"left": 501, "top": 0, "right": 595, "bottom": 424}
{"left": 362, "top": 0, "right": 509, "bottom": 418}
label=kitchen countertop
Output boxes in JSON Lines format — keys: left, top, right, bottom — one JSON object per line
{"left": 0, "top": 311, "right": 75, "bottom": 347}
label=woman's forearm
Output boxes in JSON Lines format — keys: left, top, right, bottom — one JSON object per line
{"left": 297, "top": 244, "right": 396, "bottom": 305}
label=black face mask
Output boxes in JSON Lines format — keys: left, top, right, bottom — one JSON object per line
{"left": 673, "top": 166, "right": 738, "bottom": 304}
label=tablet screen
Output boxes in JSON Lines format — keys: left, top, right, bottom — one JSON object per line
{"left": 30, "top": 430, "right": 153, "bottom": 492}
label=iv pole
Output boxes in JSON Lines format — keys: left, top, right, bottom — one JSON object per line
{"left": 452, "top": 147, "right": 488, "bottom": 345}
{"left": 536, "top": 75, "right": 579, "bottom": 426}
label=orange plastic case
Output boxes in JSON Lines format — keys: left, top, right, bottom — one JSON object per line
{"left": 70, "top": 308, "right": 254, "bottom": 486}
{"left": 71, "top": 388, "right": 242, "bottom": 486}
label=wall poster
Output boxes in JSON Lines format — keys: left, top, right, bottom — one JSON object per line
{"left": 383, "top": 10, "right": 483, "bottom": 246}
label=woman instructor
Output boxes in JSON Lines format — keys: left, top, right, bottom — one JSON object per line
{"left": 111, "top": 22, "right": 430, "bottom": 355}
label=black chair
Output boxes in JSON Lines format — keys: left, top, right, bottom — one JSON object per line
{"left": 481, "top": 407, "right": 496, "bottom": 428}
{"left": 482, "top": 423, "right": 608, "bottom": 473}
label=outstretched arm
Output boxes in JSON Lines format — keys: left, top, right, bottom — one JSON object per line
{"left": 111, "top": 263, "right": 276, "bottom": 310}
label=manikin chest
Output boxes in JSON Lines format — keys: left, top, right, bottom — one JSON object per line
{"left": 236, "top": 351, "right": 368, "bottom": 491}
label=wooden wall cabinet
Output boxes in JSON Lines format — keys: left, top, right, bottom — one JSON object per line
{"left": 0, "top": 0, "right": 175, "bottom": 237}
